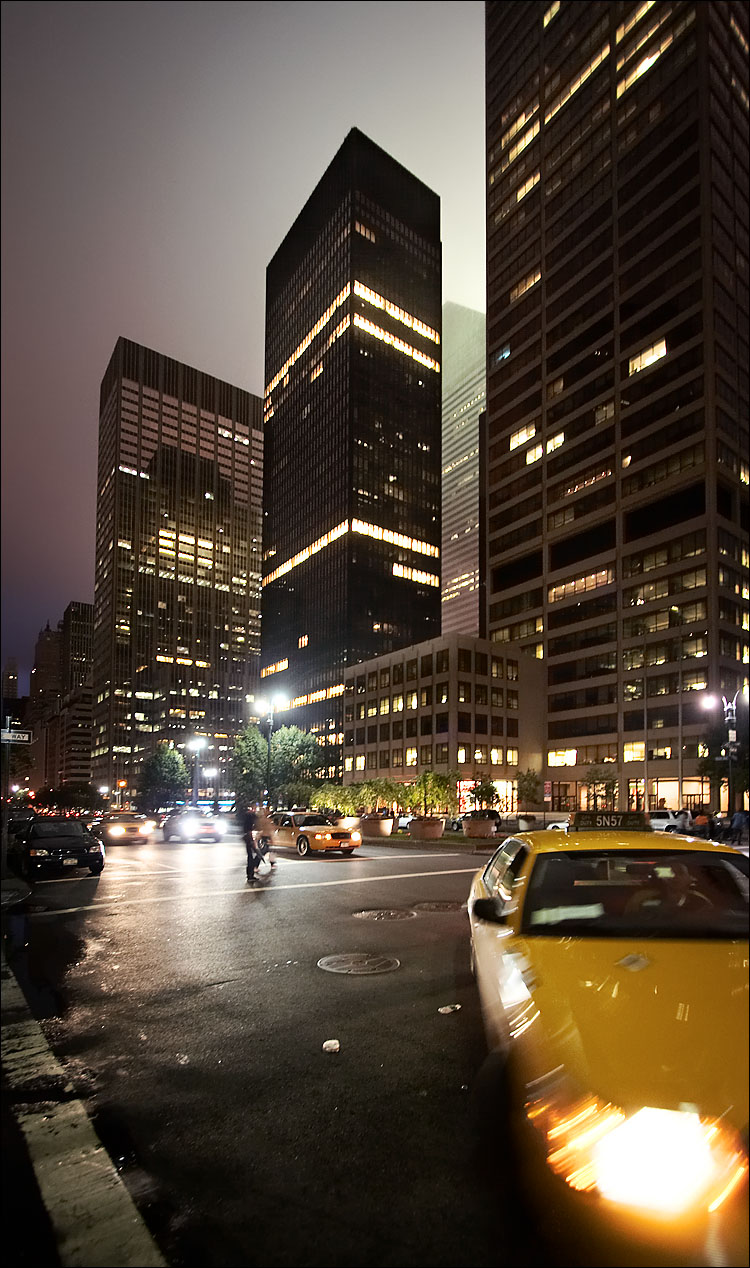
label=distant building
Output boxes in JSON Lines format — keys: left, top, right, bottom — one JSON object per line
{"left": 28, "top": 622, "right": 63, "bottom": 788}
{"left": 441, "top": 303, "right": 486, "bottom": 636}
{"left": 342, "top": 632, "right": 545, "bottom": 812}
{"left": 2, "top": 657, "right": 19, "bottom": 703}
{"left": 61, "top": 601, "right": 93, "bottom": 693}
{"left": 92, "top": 338, "right": 263, "bottom": 801}
{"left": 485, "top": 0, "right": 749, "bottom": 813}
{"left": 262, "top": 128, "right": 442, "bottom": 775}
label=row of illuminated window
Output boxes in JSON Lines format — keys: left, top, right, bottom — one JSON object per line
{"left": 353, "top": 281, "right": 439, "bottom": 345}
{"left": 353, "top": 314, "right": 440, "bottom": 372}
{"left": 549, "top": 568, "right": 614, "bottom": 604}
{"left": 493, "top": 171, "right": 540, "bottom": 225}
{"left": 545, "top": 41, "right": 610, "bottom": 125}
{"left": 261, "top": 659, "right": 288, "bottom": 678}
{"left": 509, "top": 268, "right": 541, "bottom": 303}
{"left": 354, "top": 685, "right": 516, "bottom": 716}
{"left": 548, "top": 740, "right": 709, "bottom": 766}
{"left": 155, "top": 654, "right": 211, "bottom": 667}
{"left": 263, "top": 518, "right": 438, "bottom": 586}
{"left": 345, "top": 745, "right": 518, "bottom": 772}
{"left": 392, "top": 563, "right": 440, "bottom": 588}
{"left": 265, "top": 283, "right": 351, "bottom": 397}
{"left": 489, "top": 119, "right": 540, "bottom": 185}
{"left": 617, "top": 7, "right": 695, "bottom": 98}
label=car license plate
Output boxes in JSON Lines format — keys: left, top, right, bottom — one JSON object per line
{"left": 63, "top": 858, "right": 77, "bottom": 866}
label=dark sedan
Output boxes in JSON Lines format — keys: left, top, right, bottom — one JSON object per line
{"left": 9, "top": 817, "right": 105, "bottom": 879}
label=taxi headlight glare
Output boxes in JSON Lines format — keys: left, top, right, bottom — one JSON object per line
{"left": 527, "top": 1095, "right": 747, "bottom": 1215}
{"left": 351, "top": 831, "right": 361, "bottom": 842}
{"left": 108, "top": 825, "right": 126, "bottom": 837}
{"left": 138, "top": 823, "right": 152, "bottom": 835}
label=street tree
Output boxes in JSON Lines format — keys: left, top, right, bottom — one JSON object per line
{"left": 582, "top": 764, "right": 618, "bottom": 810}
{"left": 137, "top": 743, "right": 189, "bottom": 812}
{"left": 231, "top": 726, "right": 268, "bottom": 808}
{"left": 270, "top": 726, "right": 321, "bottom": 803}
{"left": 470, "top": 780, "right": 499, "bottom": 810}
{"left": 515, "top": 768, "right": 541, "bottom": 810}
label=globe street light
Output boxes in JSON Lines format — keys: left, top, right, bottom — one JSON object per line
{"left": 187, "top": 737, "right": 207, "bottom": 805}
{"left": 701, "top": 690, "right": 744, "bottom": 814}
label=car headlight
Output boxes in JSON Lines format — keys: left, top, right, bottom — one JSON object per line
{"left": 181, "top": 818, "right": 199, "bottom": 833}
{"left": 29, "top": 848, "right": 50, "bottom": 857}
{"left": 527, "top": 1093, "right": 748, "bottom": 1216}
{"left": 107, "top": 825, "right": 126, "bottom": 837}
{"left": 142, "top": 820, "right": 156, "bottom": 832}
{"left": 351, "top": 831, "right": 361, "bottom": 842}
{"left": 214, "top": 820, "right": 227, "bottom": 834}
{"left": 313, "top": 833, "right": 332, "bottom": 840}
{"left": 138, "top": 823, "right": 152, "bottom": 835}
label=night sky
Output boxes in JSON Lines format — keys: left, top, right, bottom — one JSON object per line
{"left": 1, "top": 0, "right": 485, "bottom": 691}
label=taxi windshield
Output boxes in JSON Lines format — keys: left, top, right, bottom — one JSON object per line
{"left": 521, "top": 849, "right": 749, "bottom": 940}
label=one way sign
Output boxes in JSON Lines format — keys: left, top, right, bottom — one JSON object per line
{"left": 1, "top": 729, "right": 32, "bottom": 744}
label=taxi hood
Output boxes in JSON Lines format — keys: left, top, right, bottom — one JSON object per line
{"left": 515, "top": 935, "right": 749, "bottom": 1130}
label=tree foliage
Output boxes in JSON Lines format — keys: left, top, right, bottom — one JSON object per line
{"left": 582, "top": 764, "right": 618, "bottom": 810}
{"left": 515, "top": 768, "right": 541, "bottom": 810}
{"left": 470, "top": 780, "right": 498, "bottom": 809}
{"left": 270, "top": 726, "right": 321, "bottom": 804}
{"left": 406, "top": 770, "right": 459, "bottom": 816}
{"left": 137, "top": 743, "right": 189, "bottom": 812}
{"left": 231, "top": 726, "right": 268, "bottom": 808}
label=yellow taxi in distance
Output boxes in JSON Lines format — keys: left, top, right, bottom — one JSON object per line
{"left": 468, "top": 811, "right": 749, "bottom": 1267}
{"left": 269, "top": 811, "right": 361, "bottom": 857}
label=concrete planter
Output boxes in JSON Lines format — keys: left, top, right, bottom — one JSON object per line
{"left": 409, "top": 817, "right": 445, "bottom": 840}
{"left": 334, "top": 816, "right": 361, "bottom": 831}
{"left": 462, "top": 818, "right": 496, "bottom": 839}
{"left": 360, "top": 817, "right": 394, "bottom": 837}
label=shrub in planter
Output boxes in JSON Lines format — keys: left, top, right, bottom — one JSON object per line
{"left": 462, "top": 815, "right": 496, "bottom": 838}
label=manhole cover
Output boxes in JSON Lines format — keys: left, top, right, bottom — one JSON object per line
{"left": 352, "top": 909, "right": 417, "bottom": 921}
{"left": 413, "top": 901, "right": 465, "bottom": 913}
{"left": 317, "top": 953, "right": 401, "bottom": 975}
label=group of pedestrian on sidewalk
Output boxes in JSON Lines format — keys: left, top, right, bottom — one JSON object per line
{"left": 242, "top": 805, "right": 276, "bottom": 884}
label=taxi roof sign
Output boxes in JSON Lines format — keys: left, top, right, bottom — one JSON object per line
{"left": 571, "top": 811, "right": 653, "bottom": 832}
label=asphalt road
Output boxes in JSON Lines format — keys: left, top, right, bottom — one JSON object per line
{"left": 2, "top": 830, "right": 561, "bottom": 1268}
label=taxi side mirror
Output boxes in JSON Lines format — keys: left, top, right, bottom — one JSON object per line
{"left": 472, "top": 896, "right": 508, "bottom": 924}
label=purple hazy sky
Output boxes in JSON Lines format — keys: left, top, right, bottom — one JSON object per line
{"left": 1, "top": 0, "right": 485, "bottom": 692}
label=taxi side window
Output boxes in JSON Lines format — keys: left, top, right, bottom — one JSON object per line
{"left": 484, "top": 839, "right": 527, "bottom": 899}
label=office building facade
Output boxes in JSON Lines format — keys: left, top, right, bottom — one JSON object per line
{"left": 486, "top": 0, "right": 749, "bottom": 811}
{"left": 92, "top": 338, "right": 263, "bottom": 800}
{"left": 441, "top": 303, "right": 486, "bottom": 636}
{"left": 342, "top": 632, "right": 545, "bottom": 811}
{"left": 262, "top": 129, "right": 442, "bottom": 775}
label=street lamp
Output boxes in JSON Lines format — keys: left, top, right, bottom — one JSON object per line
{"left": 187, "top": 736, "right": 207, "bottom": 805}
{"left": 256, "top": 696, "right": 283, "bottom": 808}
{"left": 701, "top": 690, "right": 743, "bottom": 814}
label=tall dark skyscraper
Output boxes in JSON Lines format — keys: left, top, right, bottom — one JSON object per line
{"left": 485, "top": 1, "right": 749, "bottom": 813}
{"left": 92, "top": 338, "right": 263, "bottom": 801}
{"left": 262, "top": 128, "right": 442, "bottom": 775}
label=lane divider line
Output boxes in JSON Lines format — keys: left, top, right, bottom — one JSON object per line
{"left": 25, "top": 866, "right": 479, "bottom": 918}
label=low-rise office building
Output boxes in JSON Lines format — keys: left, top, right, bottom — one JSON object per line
{"left": 341, "top": 633, "right": 545, "bottom": 811}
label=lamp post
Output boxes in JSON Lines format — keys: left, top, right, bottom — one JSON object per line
{"left": 701, "top": 690, "right": 742, "bottom": 814}
{"left": 187, "top": 737, "right": 207, "bottom": 806}
{"left": 256, "top": 696, "right": 282, "bottom": 808}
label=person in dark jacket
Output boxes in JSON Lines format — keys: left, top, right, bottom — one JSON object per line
{"left": 243, "top": 806, "right": 261, "bottom": 883}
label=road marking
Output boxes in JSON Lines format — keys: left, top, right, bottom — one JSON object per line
{"left": 26, "top": 866, "right": 480, "bottom": 917}
{"left": 1, "top": 952, "right": 166, "bottom": 1267}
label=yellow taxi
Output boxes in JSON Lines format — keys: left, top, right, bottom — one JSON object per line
{"left": 468, "top": 811, "right": 748, "bottom": 1266}
{"left": 269, "top": 811, "right": 361, "bottom": 857}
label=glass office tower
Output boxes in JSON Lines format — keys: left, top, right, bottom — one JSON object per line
{"left": 263, "top": 129, "right": 442, "bottom": 775}
{"left": 441, "top": 302, "right": 486, "bottom": 636}
{"left": 92, "top": 338, "right": 263, "bottom": 801}
{"left": 485, "top": 1, "right": 749, "bottom": 812}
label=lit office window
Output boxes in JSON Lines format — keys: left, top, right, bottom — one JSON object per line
{"left": 629, "top": 339, "right": 666, "bottom": 375}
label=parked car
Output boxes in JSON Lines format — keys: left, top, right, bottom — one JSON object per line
{"left": 545, "top": 818, "right": 571, "bottom": 831}
{"left": 269, "top": 811, "right": 361, "bottom": 857}
{"left": 9, "top": 817, "right": 105, "bottom": 879}
{"left": 92, "top": 812, "right": 155, "bottom": 843}
{"left": 648, "top": 809, "right": 681, "bottom": 832}
{"left": 468, "top": 810, "right": 748, "bottom": 1266}
{"left": 162, "top": 809, "right": 227, "bottom": 842}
